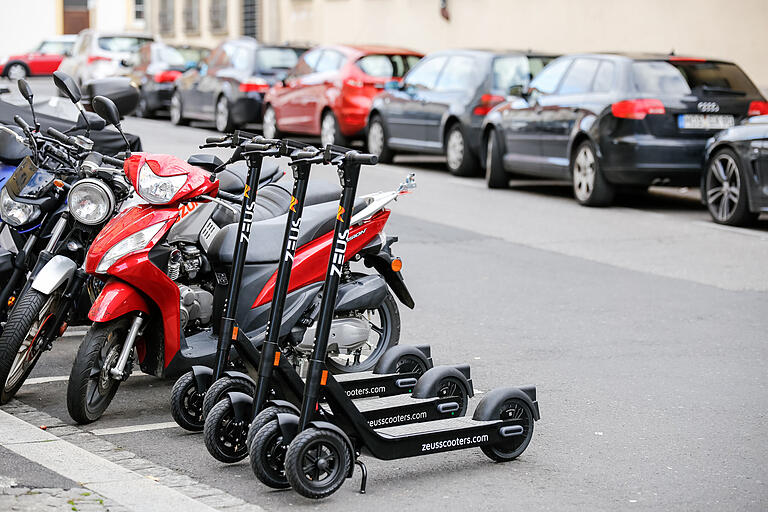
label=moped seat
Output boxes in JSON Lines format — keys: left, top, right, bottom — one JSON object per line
{"left": 208, "top": 197, "right": 366, "bottom": 264}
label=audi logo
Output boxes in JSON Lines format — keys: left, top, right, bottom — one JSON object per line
{"left": 697, "top": 101, "right": 720, "bottom": 113}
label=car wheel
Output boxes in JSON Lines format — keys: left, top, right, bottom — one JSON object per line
{"left": 170, "top": 90, "right": 188, "bottom": 126}
{"left": 445, "top": 123, "right": 479, "bottom": 176}
{"left": 262, "top": 105, "right": 280, "bottom": 139}
{"left": 134, "top": 92, "right": 152, "bottom": 119}
{"left": 6, "top": 63, "right": 27, "bottom": 80}
{"left": 485, "top": 128, "right": 508, "bottom": 189}
{"left": 705, "top": 148, "right": 758, "bottom": 226}
{"left": 215, "top": 95, "right": 235, "bottom": 133}
{"left": 366, "top": 115, "right": 394, "bottom": 163}
{"left": 571, "top": 140, "right": 614, "bottom": 206}
{"left": 320, "top": 110, "right": 346, "bottom": 147}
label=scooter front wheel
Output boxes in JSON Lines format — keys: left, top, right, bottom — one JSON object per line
{"left": 250, "top": 419, "right": 291, "bottom": 489}
{"left": 204, "top": 397, "right": 250, "bottom": 463}
{"left": 170, "top": 371, "right": 206, "bottom": 432}
{"left": 284, "top": 427, "right": 351, "bottom": 499}
{"left": 480, "top": 398, "right": 535, "bottom": 462}
{"left": 66, "top": 319, "right": 130, "bottom": 424}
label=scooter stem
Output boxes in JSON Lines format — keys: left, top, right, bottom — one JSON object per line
{"left": 297, "top": 160, "right": 362, "bottom": 431}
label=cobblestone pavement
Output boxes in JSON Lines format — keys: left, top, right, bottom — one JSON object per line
{"left": 0, "top": 487, "right": 128, "bottom": 512}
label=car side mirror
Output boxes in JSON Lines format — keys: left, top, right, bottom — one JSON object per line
{"left": 63, "top": 49, "right": 73, "bottom": 57}
{"left": 508, "top": 84, "right": 527, "bottom": 98}
{"left": 120, "top": 58, "right": 132, "bottom": 68}
{"left": 53, "top": 71, "right": 82, "bottom": 103}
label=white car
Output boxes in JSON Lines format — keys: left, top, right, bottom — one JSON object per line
{"left": 58, "top": 30, "right": 153, "bottom": 86}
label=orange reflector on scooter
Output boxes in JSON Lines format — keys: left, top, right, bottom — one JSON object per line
{"left": 231, "top": 326, "right": 239, "bottom": 340}
{"left": 391, "top": 258, "right": 402, "bottom": 272}
{"left": 320, "top": 370, "right": 328, "bottom": 386}
{"left": 53, "top": 179, "right": 65, "bottom": 189}
{"left": 273, "top": 351, "right": 281, "bottom": 366}
{"left": 7, "top": 296, "right": 15, "bottom": 307}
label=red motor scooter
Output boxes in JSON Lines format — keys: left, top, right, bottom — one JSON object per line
{"left": 66, "top": 133, "right": 414, "bottom": 424}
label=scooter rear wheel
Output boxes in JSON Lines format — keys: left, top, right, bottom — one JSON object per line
{"left": 201, "top": 376, "right": 256, "bottom": 419}
{"left": 480, "top": 398, "right": 535, "bottom": 462}
{"left": 250, "top": 419, "right": 291, "bottom": 489}
{"left": 170, "top": 371, "right": 205, "bottom": 432}
{"left": 204, "top": 397, "right": 250, "bottom": 463}
{"left": 285, "top": 427, "right": 351, "bottom": 499}
{"left": 437, "top": 376, "right": 469, "bottom": 417}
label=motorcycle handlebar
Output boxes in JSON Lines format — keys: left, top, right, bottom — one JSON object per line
{"left": 217, "top": 190, "right": 242, "bottom": 203}
{"left": 13, "top": 115, "right": 31, "bottom": 133}
{"left": 102, "top": 155, "right": 124, "bottom": 167}
{"left": 82, "top": 152, "right": 103, "bottom": 168}
{"left": 46, "top": 126, "right": 76, "bottom": 146}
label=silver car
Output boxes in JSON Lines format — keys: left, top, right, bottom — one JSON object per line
{"left": 58, "top": 30, "right": 153, "bottom": 86}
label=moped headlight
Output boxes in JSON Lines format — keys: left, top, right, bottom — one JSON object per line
{"left": 0, "top": 188, "right": 38, "bottom": 227}
{"left": 68, "top": 178, "right": 115, "bottom": 226}
{"left": 96, "top": 221, "right": 165, "bottom": 274}
{"left": 137, "top": 163, "right": 186, "bottom": 204}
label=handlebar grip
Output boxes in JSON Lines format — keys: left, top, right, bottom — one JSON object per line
{"left": 205, "top": 135, "right": 228, "bottom": 144}
{"left": 217, "top": 190, "right": 243, "bottom": 203}
{"left": 13, "top": 115, "right": 31, "bottom": 132}
{"left": 102, "top": 155, "right": 124, "bottom": 167}
{"left": 243, "top": 143, "right": 272, "bottom": 152}
{"left": 347, "top": 152, "right": 378, "bottom": 165}
{"left": 82, "top": 152, "right": 103, "bottom": 168}
{"left": 293, "top": 149, "right": 321, "bottom": 160}
{"left": 250, "top": 136, "right": 281, "bottom": 145}
{"left": 46, "top": 126, "right": 75, "bottom": 145}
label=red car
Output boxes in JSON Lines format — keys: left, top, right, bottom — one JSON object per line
{"left": 0, "top": 36, "right": 77, "bottom": 79}
{"left": 263, "top": 45, "right": 422, "bottom": 146}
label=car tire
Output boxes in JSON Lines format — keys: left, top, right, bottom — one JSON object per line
{"left": 170, "top": 90, "right": 188, "bottom": 126}
{"left": 134, "top": 91, "right": 153, "bottom": 119}
{"left": 5, "top": 63, "right": 28, "bottom": 80}
{"left": 571, "top": 140, "right": 614, "bottom": 206}
{"left": 262, "top": 105, "right": 280, "bottom": 139}
{"left": 705, "top": 148, "right": 758, "bottom": 226}
{"left": 445, "top": 123, "right": 479, "bottom": 177}
{"left": 366, "top": 115, "right": 394, "bottom": 164}
{"left": 215, "top": 95, "right": 235, "bottom": 133}
{"left": 320, "top": 110, "right": 346, "bottom": 147}
{"left": 485, "top": 128, "right": 508, "bottom": 189}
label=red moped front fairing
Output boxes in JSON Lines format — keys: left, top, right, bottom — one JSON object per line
{"left": 252, "top": 209, "right": 391, "bottom": 308}
{"left": 124, "top": 153, "right": 220, "bottom": 205}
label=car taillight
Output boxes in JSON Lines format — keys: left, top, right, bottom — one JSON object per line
{"left": 154, "top": 70, "right": 181, "bottom": 83}
{"left": 473, "top": 94, "right": 505, "bottom": 116}
{"left": 747, "top": 101, "right": 768, "bottom": 116}
{"left": 611, "top": 99, "right": 666, "bottom": 120}
{"left": 87, "top": 55, "right": 111, "bottom": 64}
{"left": 240, "top": 79, "right": 269, "bottom": 93}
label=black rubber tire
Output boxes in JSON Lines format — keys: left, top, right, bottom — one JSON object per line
{"left": 250, "top": 419, "right": 292, "bottom": 489}
{"left": 320, "top": 110, "right": 347, "bottom": 147}
{"left": 134, "top": 91, "right": 153, "bottom": 119}
{"left": 480, "top": 398, "right": 535, "bottom": 462}
{"left": 0, "top": 290, "right": 52, "bottom": 404}
{"left": 485, "top": 128, "right": 509, "bottom": 189}
{"left": 215, "top": 95, "right": 236, "bottom": 133}
{"left": 445, "top": 123, "right": 479, "bottom": 177}
{"left": 705, "top": 148, "right": 758, "bottom": 226}
{"left": 437, "top": 376, "right": 469, "bottom": 417}
{"left": 203, "top": 398, "right": 250, "bottom": 463}
{"left": 366, "top": 115, "right": 394, "bottom": 164}
{"left": 284, "top": 427, "right": 351, "bottom": 499}
{"left": 325, "top": 290, "right": 400, "bottom": 374}
{"left": 571, "top": 140, "right": 614, "bottom": 206}
{"left": 246, "top": 405, "right": 296, "bottom": 452}
{"left": 170, "top": 371, "right": 206, "bottom": 432}
{"left": 201, "top": 376, "right": 256, "bottom": 419}
{"left": 394, "top": 354, "right": 429, "bottom": 377}
{"left": 170, "top": 90, "right": 188, "bottom": 126}
{"left": 67, "top": 319, "right": 130, "bottom": 424}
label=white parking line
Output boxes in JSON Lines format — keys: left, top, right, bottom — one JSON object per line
{"left": 24, "top": 371, "right": 148, "bottom": 386}
{"left": 91, "top": 422, "right": 180, "bottom": 436}
{"left": 0, "top": 410, "right": 216, "bottom": 512}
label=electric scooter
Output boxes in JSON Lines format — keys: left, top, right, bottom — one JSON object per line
{"left": 200, "top": 142, "right": 473, "bottom": 469}
{"left": 256, "top": 146, "right": 540, "bottom": 499}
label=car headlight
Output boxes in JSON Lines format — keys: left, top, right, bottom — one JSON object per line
{"left": 67, "top": 178, "right": 115, "bottom": 226}
{"left": 0, "top": 188, "right": 39, "bottom": 227}
{"left": 137, "top": 163, "right": 186, "bottom": 204}
{"left": 96, "top": 221, "right": 166, "bottom": 274}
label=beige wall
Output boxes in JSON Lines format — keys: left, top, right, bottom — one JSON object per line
{"left": 2, "top": 0, "right": 60, "bottom": 55}
{"left": 262, "top": 0, "right": 768, "bottom": 87}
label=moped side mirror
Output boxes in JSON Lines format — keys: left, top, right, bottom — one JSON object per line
{"left": 93, "top": 95, "right": 131, "bottom": 153}
{"left": 53, "top": 70, "right": 82, "bottom": 103}
{"left": 17, "top": 79, "right": 32, "bottom": 102}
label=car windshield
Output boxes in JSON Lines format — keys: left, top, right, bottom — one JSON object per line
{"left": 255, "top": 48, "right": 302, "bottom": 72}
{"left": 37, "top": 41, "right": 74, "bottom": 55}
{"left": 97, "top": 37, "right": 152, "bottom": 53}
{"left": 356, "top": 54, "right": 421, "bottom": 78}
{"left": 155, "top": 45, "right": 186, "bottom": 66}
{"left": 493, "top": 56, "right": 556, "bottom": 92}
{"left": 175, "top": 47, "right": 209, "bottom": 64}
{"left": 632, "top": 60, "right": 761, "bottom": 96}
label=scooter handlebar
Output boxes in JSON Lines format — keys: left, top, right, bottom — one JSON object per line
{"left": 205, "top": 135, "right": 229, "bottom": 144}
{"left": 346, "top": 152, "right": 378, "bottom": 165}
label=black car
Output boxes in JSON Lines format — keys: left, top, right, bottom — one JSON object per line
{"left": 703, "top": 115, "right": 768, "bottom": 225}
{"left": 129, "top": 43, "right": 208, "bottom": 118}
{"left": 171, "top": 37, "right": 306, "bottom": 132}
{"left": 482, "top": 53, "right": 768, "bottom": 206}
{"left": 367, "top": 50, "right": 555, "bottom": 175}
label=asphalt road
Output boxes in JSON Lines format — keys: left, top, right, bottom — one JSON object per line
{"left": 2, "top": 77, "right": 768, "bottom": 511}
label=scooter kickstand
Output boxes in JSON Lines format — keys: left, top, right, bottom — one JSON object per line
{"left": 354, "top": 458, "right": 368, "bottom": 494}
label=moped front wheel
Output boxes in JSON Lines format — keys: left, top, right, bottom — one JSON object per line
{"left": 67, "top": 318, "right": 130, "bottom": 424}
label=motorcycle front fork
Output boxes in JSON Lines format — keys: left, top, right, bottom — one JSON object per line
{"left": 109, "top": 313, "right": 145, "bottom": 380}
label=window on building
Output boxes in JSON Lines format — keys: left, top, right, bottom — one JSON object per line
{"left": 183, "top": 0, "right": 200, "bottom": 34}
{"left": 210, "top": 0, "right": 228, "bottom": 34}
{"left": 159, "top": 0, "right": 175, "bottom": 35}
{"left": 134, "top": 0, "right": 145, "bottom": 20}
{"left": 242, "top": 0, "right": 260, "bottom": 39}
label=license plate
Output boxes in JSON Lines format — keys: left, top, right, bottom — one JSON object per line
{"left": 678, "top": 114, "right": 734, "bottom": 130}
{"left": 6, "top": 156, "right": 38, "bottom": 198}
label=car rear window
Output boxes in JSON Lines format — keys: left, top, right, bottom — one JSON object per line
{"left": 492, "top": 56, "right": 556, "bottom": 92}
{"left": 356, "top": 54, "right": 421, "bottom": 78}
{"left": 97, "top": 37, "right": 152, "bottom": 53}
{"left": 154, "top": 45, "right": 186, "bottom": 66}
{"left": 256, "top": 47, "right": 302, "bottom": 72}
{"left": 38, "top": 41, "right": 74, "bottom": 55}
{"left": 632, "top": 60, "right": 761, "bottom": 96}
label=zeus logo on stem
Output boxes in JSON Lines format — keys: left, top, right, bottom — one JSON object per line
{"left": 330, "top": 229, "right": 349, "bottom": 277}
{"left": 239, "top": 202, "right": 257, "bottom": 243}
{"left": 284, "top": 218, "right": 302, "bottom": 262}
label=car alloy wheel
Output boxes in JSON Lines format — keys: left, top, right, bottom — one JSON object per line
{"left": 170, "top": 92, "right": 183, "bottom": 125}
{"left": 367, "top": 120, "right": 385, "bottom": 157}
{"left": 321, "top": 112, "right": 337, "bottom": 147}
{"left": 573, "top": 145, "right": 596, "bottom": 202}
{"left": 262, "top": 106, "right": 277, "bottom": 139}
{"left": 446, "top": 127, "right": 465, "bottom": 172}
{"left": 215, "top": 96, "right": 230, "bottom": 132}
{"left": 6, "top": 64, "right": 27, "bottom": 80}
{"left": 705, "top": 149, "right": 756, "bottom": 226}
